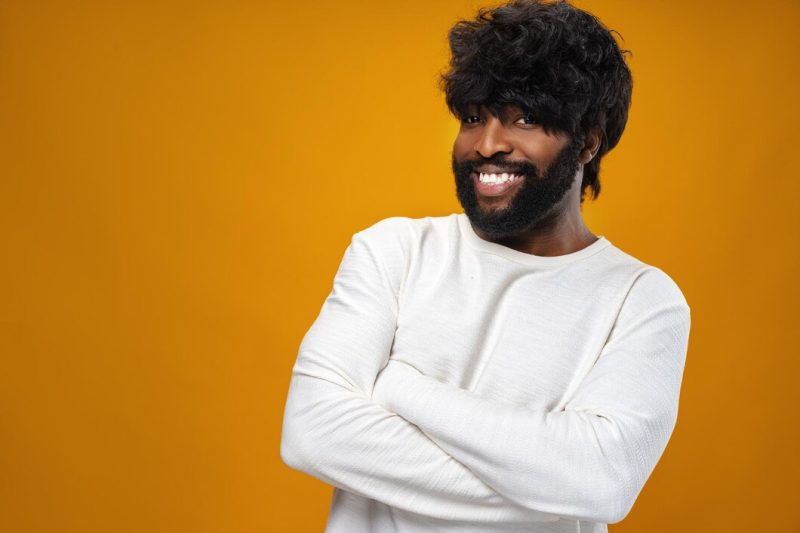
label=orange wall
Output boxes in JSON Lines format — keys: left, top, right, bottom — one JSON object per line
{"left": 1, "top": 1, "right": 798, "bottom": 531}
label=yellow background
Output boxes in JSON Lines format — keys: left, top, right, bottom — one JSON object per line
{"left": 1, "top": 0, "right": 798, "bottom": 531}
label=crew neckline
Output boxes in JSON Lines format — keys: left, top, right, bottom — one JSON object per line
{"left": 456, "top": 212, "right": 611, "bottom": 267}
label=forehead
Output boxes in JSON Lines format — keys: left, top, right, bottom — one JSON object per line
{"left": 467, "top": 102, "right": 526, "bottom": 114}
{"left": 467, "top": 102, "right": 524, "bottom": 113}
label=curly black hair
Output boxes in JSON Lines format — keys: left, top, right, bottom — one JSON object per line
{"left": 441, "top": 0, "right": 632, "bottom": 203}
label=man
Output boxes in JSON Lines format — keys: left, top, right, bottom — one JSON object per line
{"left": 280, "top": 1, "right": 691, "bottom": 531}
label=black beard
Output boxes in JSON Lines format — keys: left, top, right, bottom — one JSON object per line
{"left": 452, "top": 139, "right": 582, "bottom": 240}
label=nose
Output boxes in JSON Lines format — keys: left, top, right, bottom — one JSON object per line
{"left": 474, "top": 115, "right": 512, "bottom": 158}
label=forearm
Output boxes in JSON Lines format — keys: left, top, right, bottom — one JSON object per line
{"left": 374, "top": 299, "right": 690, "bottom": 524}
{"left": 374, "top": 362, "right": 632, "bottom": 523}
{"left": 280, "top": 370, "right": 560, "bottom": 524}
{"left": 280, "top": 227, "right": 557, "bottom": 523}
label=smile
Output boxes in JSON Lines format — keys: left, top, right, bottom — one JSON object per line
{"left": 478, "top": 172, "right": 522, "bottom": 184}
{"left": 472, "top": 171, "right": 525, "bottom": 197}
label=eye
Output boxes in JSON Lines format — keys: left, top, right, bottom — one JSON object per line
{"left": 461, "top": 114, "right": 482, "bottom": 125}
{"left": 516, "top": 113, "right": 539, "bottom": 126}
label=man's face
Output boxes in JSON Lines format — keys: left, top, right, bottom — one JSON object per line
{"left": 452, "top": 103, "right": 582, "bottom": 239}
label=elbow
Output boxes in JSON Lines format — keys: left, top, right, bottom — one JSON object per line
{"left": 596, "top": 484, "right": 636, "bottom": 525}
{"left": 597, "top": 423, "right": 676, "bottom": 523}
{"left": 279, "top": 424, "right": 305, "bottom": 471}
{"left": 530, "top": 463, "right": 639, "bottom": 524}
{"left": 564, "top": 416, "right": 652, "bottom": 524}
{"left": 589, "top": 466, "right": 640, "bottom": 524}
{"left": 279, "top": 392, "right": 314, "bottom": 472}
{"left": 503, "top": 466, "right": 636, "bottom": 524}
{"left": 548, "top": 476, "right": 634, "bottom": 524}
{"left": 279, "top": 371, "right": 328, "bottom": 472}
{"left": 281, "top": 414, "right": 324, "bottom": 475}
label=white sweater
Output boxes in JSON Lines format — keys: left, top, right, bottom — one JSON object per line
{"left": 280, "top": 213, "right": 691, "bottom": 533}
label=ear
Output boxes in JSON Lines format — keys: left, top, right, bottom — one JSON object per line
{"left": 578, "top": 128, "right": 602, "bottom": 165}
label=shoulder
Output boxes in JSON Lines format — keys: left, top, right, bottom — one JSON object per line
{"left": 348, "top": 214, "right": 456, "bottom": 293}
{"left": 597, "top": 243, "right": 690, "bottom": 313}
{"left": 349, "top": 216, "right": 415, "bottom": 264}
{"left": 353, "top": 215, "right": 415, "bottom": 244}
{"left": 629, "top": 266, "right": 690, "bottom": 314}
{"left": 592, "top": 246, "right": 693, "bottom": 358}
{"left": 607, "top": 255, "right": 691, "bottom": 342}
{"left": 352, "top": 213, "right": 456, "bottom": 254}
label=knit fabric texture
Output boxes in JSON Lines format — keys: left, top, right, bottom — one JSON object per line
{"left": 281, "top": 213, "right": 691, "bottom": 532}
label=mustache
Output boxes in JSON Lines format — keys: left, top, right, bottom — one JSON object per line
{"left": 453, "top": 155, "right": 541, "bottom": 177}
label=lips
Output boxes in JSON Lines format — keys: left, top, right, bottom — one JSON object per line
{"left": 474, "top": 166, "right": 524, "bottom": 175}
{"left": 472, "top": 171, "right": 525, "bottom": 197}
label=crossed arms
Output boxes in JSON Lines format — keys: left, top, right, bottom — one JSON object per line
{"left": 279, "top": 221, "right": 691, "bottom": 524}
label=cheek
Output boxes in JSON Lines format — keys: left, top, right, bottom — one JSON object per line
{"left": 453, "top": 127, "right": 481, "bottom": 152}
{"left": 513, "top": 133, "right": 570, "bottom": 168}
{"left": 452, "top": 135, "right": 469, "bottom": 157}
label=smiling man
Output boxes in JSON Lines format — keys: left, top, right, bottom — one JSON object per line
{"left": 280, "top": 1, "right": 691, "bottom": 532}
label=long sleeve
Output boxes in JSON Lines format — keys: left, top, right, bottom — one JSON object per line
{"left": 372, "top": 267, "right": 691, "bottom": 524}
{"left": 279, "top": 219, "right": 560, "bottom": 524}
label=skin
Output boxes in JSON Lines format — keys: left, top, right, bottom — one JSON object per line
{"left": 453, "top": 103, "right": 602, "bottom": 257}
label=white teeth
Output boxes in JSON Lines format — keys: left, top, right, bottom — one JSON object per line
{"left": 479, "top": 172, "right": 519, "bottom": 184}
